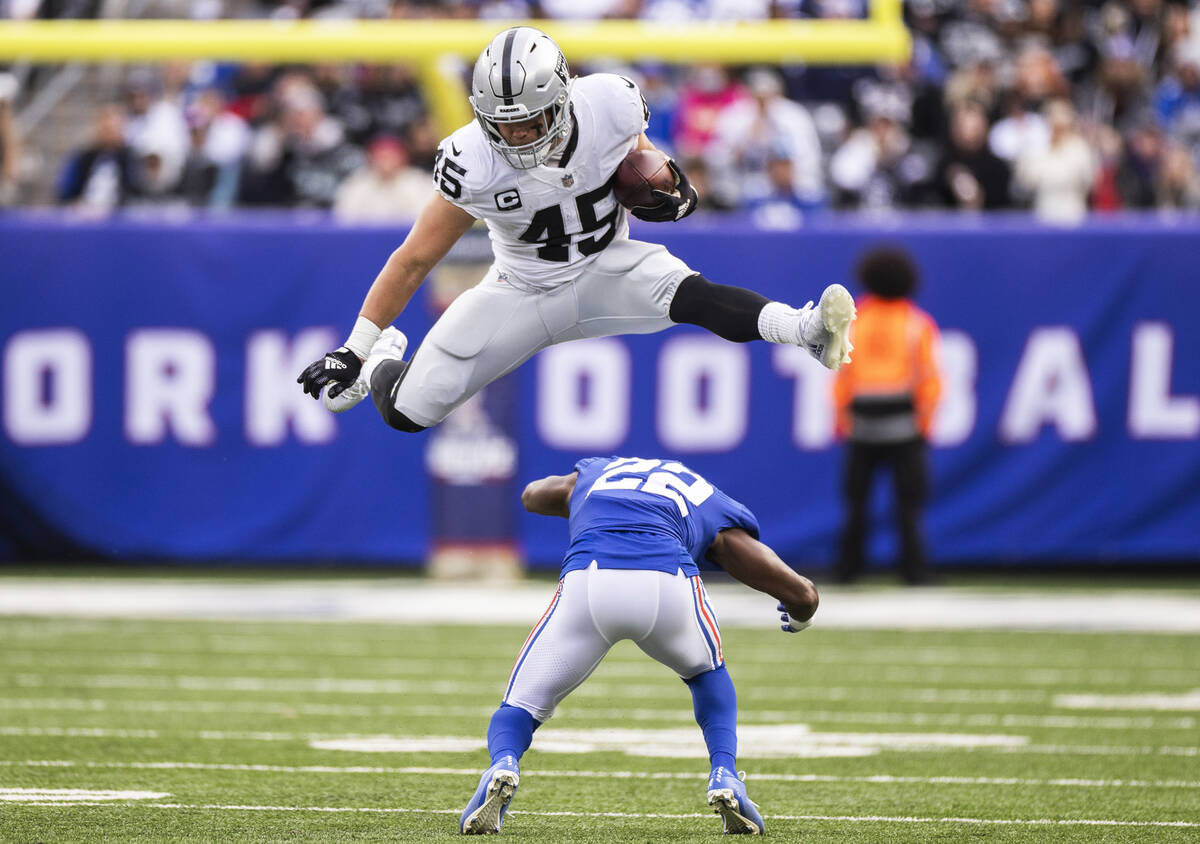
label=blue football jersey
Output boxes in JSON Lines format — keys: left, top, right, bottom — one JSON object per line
{"left": 561, "top": 456, "right": 760, "bottom": 578}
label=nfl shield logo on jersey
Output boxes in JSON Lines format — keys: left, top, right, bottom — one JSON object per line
{"left": 561, "top": 174, "right": 574, "bottom": 187}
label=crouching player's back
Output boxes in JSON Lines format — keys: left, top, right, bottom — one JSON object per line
{"left": 461, "top": 456, "right": 818, "bottom": 836}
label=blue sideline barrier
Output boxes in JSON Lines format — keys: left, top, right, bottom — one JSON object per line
{"left": 1, "top": 212, "right": 1198, "bottom": 568}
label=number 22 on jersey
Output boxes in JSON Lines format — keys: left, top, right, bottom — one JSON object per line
{"left": 586, "top": 457, "right": 715, "bottom": 516}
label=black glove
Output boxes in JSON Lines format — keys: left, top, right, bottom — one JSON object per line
{"left": 631, "top": 159, "right": 699, "bottom": 222}
{"left": 297, "top": 347, "right": 362, "bottom": 401}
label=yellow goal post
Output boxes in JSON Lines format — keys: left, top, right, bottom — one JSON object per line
{"left": 0, "top": 8, "right": 910, "bottom": 138}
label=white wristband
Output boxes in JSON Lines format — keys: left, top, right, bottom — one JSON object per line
{"left": 345, "top": 316, "right": 382, "bottom": 361}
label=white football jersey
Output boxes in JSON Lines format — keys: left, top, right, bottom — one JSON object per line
{"left": 432, "top": 73, "right": 650, "bottom": 290}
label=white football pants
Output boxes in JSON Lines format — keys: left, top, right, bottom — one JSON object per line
{"left": 503, "top": 562, "right": 724, "bottom": 723}
{"left": 393, "top": 238, "right": 693, "bottom": 427}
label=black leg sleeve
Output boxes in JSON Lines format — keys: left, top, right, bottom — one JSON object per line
{"left": 369, "top": 358, "right": 427, "bottom": 434}
{"left": 668, "top": 274, "right": 770, "bottom": 343}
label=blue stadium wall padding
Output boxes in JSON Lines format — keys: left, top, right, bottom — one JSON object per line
{"left": 1, "top": 213, "right": 1197, "bottom": 567}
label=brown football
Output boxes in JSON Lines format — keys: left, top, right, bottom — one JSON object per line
{"left": 613, "top": 149, "right": 676, "bottom": 209}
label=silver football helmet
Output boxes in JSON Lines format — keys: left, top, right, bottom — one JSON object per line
{"left": 470, "top": 27, "right": 574, "bottom": 170}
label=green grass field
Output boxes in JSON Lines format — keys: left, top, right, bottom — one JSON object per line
{"left": 0, "top": 614, "right": 1197, "bottom": 842}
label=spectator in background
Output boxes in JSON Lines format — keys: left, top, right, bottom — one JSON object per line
{"left": 935, "top": 100, "right": 1011, "bottom": 209}
{"left": 988, "top": 91, "right": 1051, "bottom": 165}
{"left": 1156, "top": 141, "right": 1200, "bottom": 209}
{"left": 936, "top": 0, "right": 1008, "bottom": 71}
{"left": 1115, "top": 118, "right": 1168, "bottom": 208}
{"left": 1015, "top": 98, "right": 1095, "bottom": 223}
{"left": 0, "top": 71, "right": 19, "bottom": 206}
{"left": 1087, "top": 1, "right": 1154, "bottom": 129}
{"left": 57, "top": 103, "right": 139, "bottom": 214}
{"left": 1010, "top": 43, "right": 1071, "bottom": 114}
{"left": 828, "top": 86, "right": 917, "bottom": 210}
{"left": 708, "top": 67, "right": 824, "bottom": 209}
{"left": 943, "top": 59, "right": 1000, "bottom": 119}
{"left": 536, "top": 0, "right": 640, "bottom": 18}
{"left": 744, "top": 145, "right": 809, "bottom": 229}
{"left": 184, "top": 88, "right": 251, "bottom": 208}
{"left": 978, "top": 45, "right": 1064, "bottom": 162}
{"left": 675, "top": 154, "right": 729, "bottom": 213}
{"left": 1155, "top": 46, "right": 1200, "bottom": 149}
{"left": 346, "top": 64, "right": 427, "bottom": 148}
{"left": 123, "top": 66, "right": 190, "bottom": 195}
{"left": 671, "top": 64, "right": 747, "bottom": 161}
{"left": 333, "top": 133, "right": 433, "bottom": 222}
{"left": 636, "top": 63, "right": 678, "bottom": 152}
{"left": 833, "top": 246, "right": 942, "bottom": 586}
{"left": 1038, "top": 0, "right": 1100, "bottom": 89}
{"left": 228, "top": 62, "right": 277, "bottom": 128}
{"left": 403, "top": 114, "right": 439, "bottom": 171}
{"left": 240, "top": 74, "right": 363, "bottom": 207}
{"left": 1090, "top": 124, "right": 1127, "bottom": 211}
{"left": 129, "top": 124, "right": 190, "bottom": 209}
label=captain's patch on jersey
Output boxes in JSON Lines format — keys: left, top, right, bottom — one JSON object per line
{"left": 494, "top": 189, "right": 522, "bottom": 210}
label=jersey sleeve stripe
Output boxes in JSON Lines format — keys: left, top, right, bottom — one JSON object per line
{"left": 504, "top": 580, "right": 564, "bottom": 700}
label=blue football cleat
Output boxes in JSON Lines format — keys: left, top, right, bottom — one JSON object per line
{"left": 460, "top": 755, "right": 520, "bottom": 835}
{"left": 707, "top": 767, "right": 765, "bottom": 835}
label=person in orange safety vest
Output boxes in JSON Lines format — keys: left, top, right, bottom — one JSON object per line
{"left": 832, "top": 246, "right": 942, "bottom": 585}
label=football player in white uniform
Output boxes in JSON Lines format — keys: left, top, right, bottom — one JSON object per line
{"left": 298, "top": 26, "right": 856, "bottom": 433}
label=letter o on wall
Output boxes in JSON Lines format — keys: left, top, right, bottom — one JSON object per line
{"left": 537, "top": 338, "right": 630, "bottom": 451}
{"left": 657, "top": 335, "right": 748, "bottom": 452}
{"left": 3, "top": 329, "right": 92, "bottom": 445}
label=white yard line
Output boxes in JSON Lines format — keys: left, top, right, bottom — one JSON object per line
{"left": 0, "top": 788, "right": 168, "bottom": 802}
{"left": 1, "top": 697, "right": 1192, "bottom": 730}
{"left": 5, "top": 801, "right": 1196, "bottom": 827}
{"left": 7, "top": 650, "right": 1196, "bottom": 686}
{"left": 3, "top": 672, "right": 1058, "bottom": 704}
{"left": 1055, "top": 691, "right": 1200, "bottom": 711}
{"left": 3, "top": 634, "right": 1193, "bottom": 671}
{"left": 3, "top": 760, "right": 1199, "bottom": 790}
{"left": 2, "top": 580, "right": 1200, "bottom": 631}
{"left": 1, "top": 726, "right": 1195, "bottom": 758}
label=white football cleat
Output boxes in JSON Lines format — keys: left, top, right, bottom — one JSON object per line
{"left": 322, "top": 326, "right": 408, "bottom": 413}
{"left": 460, "top": 755, "right": 520, "bottom": 835}
{"left": 707, "top": 767, "right": 764, "bottom": 835}
{"left": 798, "top": 283, "right": 856, "bottom": 371}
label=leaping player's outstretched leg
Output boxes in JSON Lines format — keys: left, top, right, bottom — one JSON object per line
{"left": 668, "top": 274, "right": 855, "bottom": 369}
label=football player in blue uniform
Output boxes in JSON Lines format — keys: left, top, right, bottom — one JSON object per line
{"left": 459, "top": 456, "right": 818, "bottom": 835}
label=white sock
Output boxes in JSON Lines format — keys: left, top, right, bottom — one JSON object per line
{"left": 757, "top": 302, "right": 803, "bottom": 345}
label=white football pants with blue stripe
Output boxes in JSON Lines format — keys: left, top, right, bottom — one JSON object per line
{"left": 504, "top": 561, "right": 724, "bottom": 722}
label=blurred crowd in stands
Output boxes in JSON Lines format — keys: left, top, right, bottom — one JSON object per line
{"left": 1, "top": 0, "right": 1199, "bottom": 223}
